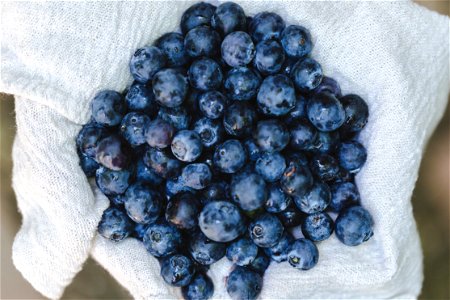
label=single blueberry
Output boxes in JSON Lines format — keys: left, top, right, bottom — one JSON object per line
{"left": 98, "top": 207, "right": 134, "bottom": 242}
{"left": 249, "top": 12, "right": 286, "bottom": 42}
{"left": 199, "top": 201, "right": 245, "bottom": 242}
{"left": 221, "top": 31, "right": 255, "bottom": 68}
{"left": 95, "top": 166, "right": 132, "bottom": 196}
{"left": 254, "top": 119, "right": 290, "bottom": 152}
{"left": 249, "top": 213, "right": 284, "bottom": 248}
{"left": 165, "top": 177, "right": 195, "bottom": 199}
{"left": 289, "top": 118, "right": 319, "bottom": 151}
{"left": 158, "top": 106, "right": 191, "bottom": 130}
{"left": 277, "top": 205, "right": 304, "bottom": 228}
{"left": 123, "top": 183, "right": 163, "bottom": 224}
{"left": 330, "top": 181, "right": 360, "bottom": 212}
{"left": 91, "top": 90, "right": 126, "bottom": 127}
{"left": 160, "top": 254, "right": 195, "bottom": 287}
{"left": 313, "top": 131, "right": 340, "bottom": 153}
{"left": 291, "top": 57, "right": 323, "bottom": 92}
{"left": 280, "top": 25, "right": 312, "bottom": 58}
{"left": 130, "top": 46, "right": 166, "bottom": 84}
{"left": 244, "top": 139, "right": 261, "bottom": 161}
{"left": 254, "top": 39, "right": 285, "bottom": 75}
{"left": 145, "top": 118, "right": 175, "bottom": 149}
{"left": 257, "top": 74, "right": 296, "bottom": 116}
{"left": 335, "top": 206, "right": 374, "bottom": 246}
{"left": 76, "top": 122, "right": 108, "bottom": 158}
{"left": 226, "top": 237, "right": 259, "bottom": 266}
{"left": 184, "top": 26, "right": 221, "bottom": 58}
{"left": 265, "top": 184, "right": 292, "bottom": 213}
{"left": 78, "top": 150, "right": 99, "bottom": 177}
{"left": 152, "top": 68, "right": 188, "bottom": 108}
{"left": 95, "top": 135, "right": 130, "bottom": 170}
{"left": 143, "top": 147, "right": 182, "bottom": 179}
{"left": 213, "top": 139, "right": 247, "bottom": 173}
{"left": 307, "top": 92, "right": 345, "bottom": 132}
{"left": 224, "top": 67, "right": 261, "bottom": 101}
{"left": 293, "top": 181, "right": 331, "bottom": 214}
{"left": 211, "top": 2, "right": 246, "bottom": 35}
{"left": 231, "top": 172, "right": 267, "bottom": 211}
{"left": 223, "top": 102, "right": 256, "bottom": 137}
{"left": 171, "top": 130, "right": 203, "bottom": 162}
{"left": 180, "top": 2, "right": 216, "bottom": 34}
{"left": 338, "top": 141, "right": 367, "bottom": 173}
{"left": 181, "top": 163, "right": 212, "bottom": 190}
{"left": 312, "top": 76, "right": 342, "bottom": 97}
{"left": 120, "top": 112, "right": 150, "bottom": 147}
{"left": 189, "top": 57, "right": 223, "bottom": 91}
{"left": 143, "top": 221, "right": 182, "bottom": 257}
{"left": 280, "top": 161, "right": 313, "bottom": 196}
{"left": 193, "top": 118, "right": 224, "bottom": 148}
{"left": 199, "top": 91, "right": 227, "bottom": 119}
{"left": 182, "top": 272, "right": 214, "bottom": 300}
{"left": 154, "top": 32, "right": 189, "bottom": 67}
{"left": 255, "top": 152, "right": 286, "bottom": 183}
{"left": 166, "top": 192, "right": 200, "bottom": 230}
{"left": 309, "top": 153, "right": 340, "bottom": 182}
{"left": 287, "top": 238, "right": 319, "bottom": 270}
{"left": 189, "top": 231, "right": 227, "bottom": 265}
{"left": 339, "top": 94, "right": 369, "bottom": 133}
{"left": 264, "top": 232, "right": 293, "bottom": 263}
{"left": 135, "top": 158, "right": 164, "bottom": 186}
{"left": 226, "top": 266, "right": 263, "bottom": 300}
{"left": 125, "top": 83, "right": 157, "bottom": 115}
{"left": 248, "top": 252, "right": 271, "bottom": 275}
{"left": 301, "top": 212, "right": 334, "bottom": 241}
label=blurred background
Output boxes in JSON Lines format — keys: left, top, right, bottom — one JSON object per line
{"left": 1, "top": 1, "right": 448, "bottom": 299}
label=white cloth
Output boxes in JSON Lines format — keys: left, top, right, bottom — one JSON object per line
{"left": 1, "top": 1, "right": 448, "bottom": 299}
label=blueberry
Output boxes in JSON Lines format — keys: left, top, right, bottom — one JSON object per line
{"left": 312, "top": 76, "right": 342, "bottom": 97}
{"left": 254, "top": 119, "right": 289, "bottom": 152}
{"left": 171, "top": 130, "right": 203, "bottom": 162}
{"left": 223, "top": 102, "right": 256, "bottom": 137}
{"left": 224, "top": 67, "right": 261, "bottom": 101}
{"left": 95, "top": 135, "right": 130, "bottom": 170}
{"left": 158, "top": 106, "right": 191, "bottom": 130}
{"left": 143, "top": 147, "right": 182, "bottom": 179}
{"left": 160, "top": 254, "right": 195, "bottom": 287}
{"left": 257, "top": 74, "right": 296, "bottom": 116}
{"left": 307, "top": 92, "right": 345, "bottom": 132}
{"left": 76, "top": 122, "right": 108, "bottom": 158}
{"left": 287, "top": 238, "right": 319, "bottom": 270}
{"left": 123, "top": 183, "right": 163, "bottom": 224}
{"left": 277, "top": 206, "right": 303, "bottom": 228}
{"left": 265, "top": 184, "right": 292, "bottom": 213}
{"left": 189, "top": 231, "right": 227, "bottom": 265}
{"left": 98, "top": 207, "right": 134, "bottom": 242}
{"left": 91, "top": 90, "right": 126, "bottom": 127}
{"left": 211, "top": 2, "right": 246, "bottom": 35}
{"left": 199, "top": 91, "right": 227, "bottom": 119}
{"left": 249, "top": 213, "right": 283, "bottom": 248}
{"left": 182, "top": 272, "right": 214, "bottom": 300}
{"left": 152, "top": 68, "right": 188, "bottom": 108}
{"left": 227, "top": 237, "right": 259, "bottom": 266}
{"left": 280, "top": 25, "right": 312, "bottom": 58}
{"left": 309, "top": 153, "right": 340, "bottom": 181}
{"left": 301, "top": 212, "right": 334, "bottom": 241}
{"left": 244, "top": 139, "right": 261, "bottom": 161}
{"left": 185, "top": 26, "right": 221, "bottom": 58}
{"left": 95, "top": 166, "right": 132, "bottom": 196}
{"left": 255, "top": 152, "right": 286, "bottom": 182}
{"left": 120, "top": 112, "right": 150, "bottom": 147}
{"left": 180, "top": 2, "right": 216, "bottom": 34}
{"left": 338, "top": 141, "right": 367, "bottom": 173}
{"left": 130, "top": 46, "right": 166, "bottom": 84}
{"left": 293, "top": 181, "right": 331, "bottom": 214}
{"left": 154, "top": 32, "right": 189, "bottom": 67}
{"left": 145, "top": 118, "right": 175, "bottom": 149}
{"left": 193, "top": 118, "right": 224, "bottom": 148}
{"left": 201, "top": 182, "right": 230, "bottom": 203}
{"left": 226, "top": 266, "right": 263, "bottom": 300}
{"left": 181, "top": 163, "right": 212, "bottom": 190}
{"left": 291, "top": 57, "right": 323, "bottom": 92}
{"left": 221, "top": 31, "right": 255, "bottom": 68}
{"left": 231, "top": 172, "right": 267, "bottom": 211}
{"left": 313, "top": 131, "right": 340, "bottom": 153}
{"left": 335, "top": 206, "right": 374, "bottom": 246}
{"left": 249, "top": 12, "right": 286, "bottom": 42}
{"left": 339, "top": 94, "right": 369, "bottom": 133}
{"left": 248, "top": 252, "right": 270, "bottom": 275}
{"left": 280, "top": 161, "right": 313, "bottom": 196}
{"left": 78, "top": 150, "right": 99, "bottom": 177}
{"left": 189, "top": 57, "right": 223, "bottom": 91}
{"left": 330, "top": 182, "right": 360, "bottom": 212}
{"left": 133, "top": 223, "right": 149, "bottom": 241}
{"left": 199, "top": 201, "right": 245, "bottom": 242}
{"left": 143, "top": 221, "right": 182, "bottom": 257}
{"left": 264, "top": 232, "right": 293, "bottom": 263}
{"left": 289, "top": 118, "right": 318, "bottom": 151}
{"left": 125, "top": 83, "right": 157, "bottom": 115}
{"left": 254, "top": 39, "right": 285, "bottom": 75}
{"left": 213, "top": 139, "right": 246, "bottom": 173}
{"left": 166, "top": 192, "right": 200, "bottom": 230}
{"left": 166, "top": 177, "right": 195, "bottom": 199}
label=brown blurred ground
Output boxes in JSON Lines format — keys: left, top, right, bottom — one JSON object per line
{"left": 1, "top": 2, "right": 449, "bottom": 299}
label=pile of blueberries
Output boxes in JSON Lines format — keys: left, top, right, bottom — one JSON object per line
{"left": 76, "top": 2, "right": 374, "bottom": 299}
